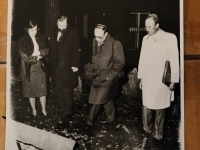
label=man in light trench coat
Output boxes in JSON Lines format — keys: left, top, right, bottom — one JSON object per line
{"left": 137, "top": 14, "right": 179, "bottom": 140}
{"left": 86, "top": 23, "right": 125, "bottom": 127}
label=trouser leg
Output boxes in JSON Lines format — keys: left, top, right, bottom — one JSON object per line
{"left": 142, "top": 105, "right": 154, "bottom": 133}
{"left": 86, "top": 104, "right": 103, "bottom": 126}
{"left": 153, "top": 109, "right": 165, "bottom": 139}
{"left": 63, "top": 87, "right": 74, "bottom": 115}
{"left": 56, "top": 89, "right": 66, "bottom": 113}
{"left": 56, "top": 87, "right": 74, "bottom": 115}
{"left": 104, "top": 99, "right": 116, "bottom": 123}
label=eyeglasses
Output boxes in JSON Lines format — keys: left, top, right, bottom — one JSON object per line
{"left": 94, "top": 35, "right": 104, "bottom": 40}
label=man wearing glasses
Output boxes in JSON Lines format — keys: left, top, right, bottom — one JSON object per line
{"left": 86, "top": 23, "right": 125, "bottom": 127}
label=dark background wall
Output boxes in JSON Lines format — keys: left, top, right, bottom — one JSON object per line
{"left": 11, "top": 0, "right": 180, "bottom": 70}
{"left": 12, "top": 0, "right": 46, "bottom": 41}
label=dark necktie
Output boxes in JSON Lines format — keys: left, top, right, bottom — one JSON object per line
{"left": 57, "top": 32, "right": 63, "bottom": 44}
{"left": 93, "top": 42, "right": 103, "bottom": 55}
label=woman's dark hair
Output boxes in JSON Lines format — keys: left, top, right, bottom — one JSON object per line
{"left": 24, "top": 20, "right": 38, "bottom": 31}
{"left": 57, "top": 15, "right": 67, "bottom": 22}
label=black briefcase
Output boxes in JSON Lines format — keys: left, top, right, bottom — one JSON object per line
{"left": 162, "top": 60, "right": 171, "bottom": 87}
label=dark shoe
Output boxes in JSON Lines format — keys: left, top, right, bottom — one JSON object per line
{"left": 41, "top": 110, "right": 47, "bottom": 118}
{"left": 104, "top": 120, "right": 117, "bottom": 125}
{"left": 56, "top": 110, "right": 66, "bottom": 116}
{"left": 143, "top": 127, "right": 152, "bottom": 134}
{"left": 86, "top": 118, "right": 94, "bottom": 127}
{"left": 104, "top": 121, "right": 118, "bottom": 129}
{"left": 32, "top": 115, "right": 37, "bottom": 120}
{"left": 85, "top": 124, "right": 93, "bottom": 130}
{"left": 152, "top": 133, "right": 162, "bottom": 141}
{"left": 32, "top": 110, "right": 37, "bottom": 119}
{"left": 65, "top": 113, "right": 73, "bottom": 119}
{"left": 140, "top": 129, "right": 151, "bottom": 138}
{"left": 42, "top": 112, "right": 48, "bottom": 118}
{"left": 85, "top": 123, "right": 94, "bottom": 136}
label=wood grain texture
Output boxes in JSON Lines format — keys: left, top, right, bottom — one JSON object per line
{"left": 184, "top": 22, "right": 200, "bottom": 55}
{"left": 184, "top": 0, "right": 200, "bottom": 149}
{"left": 184, "top": 0, "right": 200, "bottom": 22}
{"left": 0, "top": 65, "right": 6, "bottom": 93}
{"left": 0, "top": 33, "right": 7, "bottom": 61}
{"left": 0, "top": 1, "right": 8, "bottom": 32}
{"left": 184, "top": 60, "right": 200, "bottom": 150}
{"left": 184, "top": 0, "right": 200, "bottom": 55}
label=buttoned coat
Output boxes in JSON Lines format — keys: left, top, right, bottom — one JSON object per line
{"left": 137, "top": 29, "right": 179, "bottom": 109}
{"left": 89, "top": 34, "right": 125, "bottom": 104}
{"left": 49, "top": 26, "right": 80, "bottom": 89}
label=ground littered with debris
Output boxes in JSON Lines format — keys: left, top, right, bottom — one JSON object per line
{"left": 11, "top": 80, "right": 181, "bottom": 150}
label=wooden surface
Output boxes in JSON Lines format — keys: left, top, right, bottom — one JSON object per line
{"left": 1, "top": 0, "right": 200, "bottom": 150}
{"left": 0, "top": 1, "right": 7, "bottom": 62}
{"left": 0, "top": 0, "right": 7, "bottom": 150}
{"left": 184, "top": 0, "right": 200, "bottom": 56}
{"left": 184, "top": 60, "right": 200, "bottom": 150}
{"left": 184, "top": 0, "right": 200, "bottom": 149}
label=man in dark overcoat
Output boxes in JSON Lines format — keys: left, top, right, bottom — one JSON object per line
{"left": 49, "top": 15, "right": 80, "bottom": 119}
{"left": 86, "top": 23, "right": 125, "bottom": 127}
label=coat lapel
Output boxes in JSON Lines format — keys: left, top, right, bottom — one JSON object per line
{"left": 22, "top": 33, "right": 34, "bottom": 56}
{"left": 58, "top": 26, "right": 71, "bottom": 45}
{"left": 35, "top": 33, "right": 45, "bottom": 49}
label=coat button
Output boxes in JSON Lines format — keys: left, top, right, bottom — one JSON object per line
{"left": 98, "top": 56, "right": 100, "bottom": 58}
{"left": 98, "top": 65, "right": 99, "bottom": 67}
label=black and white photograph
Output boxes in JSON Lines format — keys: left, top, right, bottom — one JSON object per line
{"left": 6, "top": 0, "right": 184, "bottom": 149}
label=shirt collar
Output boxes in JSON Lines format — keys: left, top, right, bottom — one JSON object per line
{"left": 101, "top": 33, "right": 109, "bottom": 46}
{"left": 146, "top": 28, "right": 162, "bottom": 41}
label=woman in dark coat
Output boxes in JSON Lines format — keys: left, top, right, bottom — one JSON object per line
{"left": 18, "top": 20, "right": 49, "bottom": 118}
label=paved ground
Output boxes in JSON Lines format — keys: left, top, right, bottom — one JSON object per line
{"left": 11, "top": 79, "right": 181, "bottom": 150}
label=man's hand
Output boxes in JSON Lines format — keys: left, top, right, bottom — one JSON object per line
{"left": 92, "top": 78, "right": 107, "bottom": 88}
{"left": 32, "top": 50, "right": 41, "bottom": 57}
{"left": 139, "top": 79, "right": 142, "bottom": 90}
{"left": 71, "top": 67, "right": 78, "bottom": 72}
{"left": 169, "top": 83, "right": 175, "bottom": 91}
